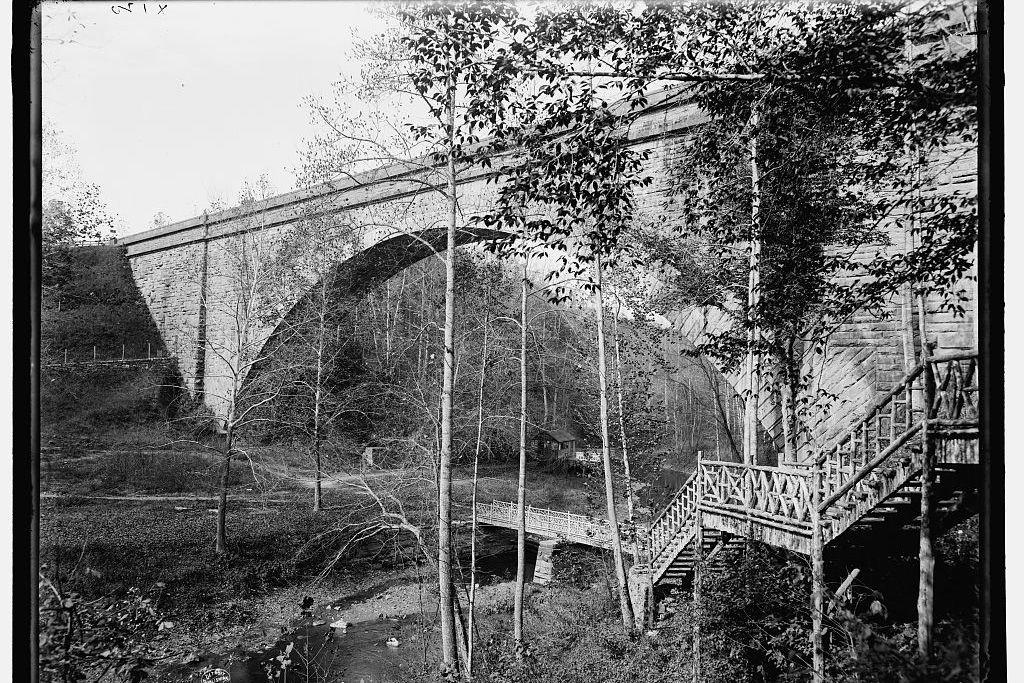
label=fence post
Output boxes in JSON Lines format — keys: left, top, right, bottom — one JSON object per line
{"left": 917, "top": 360, "right": 937, "bottom": 661}
{"left": 692, "top": 451, "right": 703, "bottom": 683}
{"left": 148, "top": 342, "right": 152, "bottom": 359}
{"left": 93, "top": 345, "right": 97, "bottom": 361}
{"left": 122, "top": 344, "right": 125, "bottom": 360}
{"left": 63, "top": 349, "right": 67, "bottom": 365}
{"left": 810, "top": 457, "right": 825, "bottom": 683}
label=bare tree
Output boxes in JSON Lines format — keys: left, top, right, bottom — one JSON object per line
{"left": 183, "top": 182, "right": 299, "bottom": 553}
{"left": 267, "top": 214, "right": 364, "bottom": 511}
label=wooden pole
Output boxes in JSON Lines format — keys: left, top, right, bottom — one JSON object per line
{"left": 122, "top": 344, "right": 125, "bottom": 360}
{"left": 810, "top": 457, "right": 825, "bottom": 683}
{"left": 917, "top": 363, "right": 937, "bottom": 660}
{"left": 148, "top": 342, "right": 151, "bottom": 359}
{"left": 743, "top": 108, "right": 762, "bottom": 467}
{"left": 93, "top": 345, "right": 97, "bottom": 361}
{"left": 63, "top": 349, "right": 67, "bottom": 365}
{"left": 693, "top": 452, "right": 703, "bottom": 683}
{"left": 834, "top": 568, "right": 860, "bottom": 607}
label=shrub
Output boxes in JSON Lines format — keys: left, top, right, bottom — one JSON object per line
{"left": 551, "top": 546, "right": 605, "bottom": 589}
{"left": 39, "top": 570, "right": 169, "bottom": 683}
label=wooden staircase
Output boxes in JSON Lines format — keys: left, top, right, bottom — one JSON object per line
{"left": 643, "top": 351, "right": 979, "bottom": 585}
{"left": 475, "top": 352, "right": 979, "bottom": 588}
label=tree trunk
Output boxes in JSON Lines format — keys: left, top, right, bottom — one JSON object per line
{"left": 312, "top": 289, "right": 327, "bottom": 512}
{"left": 780, "top": 339, "right": 798, "bottom": 464}
{"left": 312, "top": 366, "right": 323, "bottom": 511}
{"left": 612, "top": 311, "right": 635, "bottom": 522}
{"left": 593, "top": 253, "right": 635, "bottom": 632}
{"left": 900, "top": 216, "right": 917, "bottom": 371}
{"left": 917, "top": 292, "right": 931, "bottom": 360}
{"left": 453, "top": 592, "right": 472, "bottom": 682}
{"left": 743, "top": 109, "right": 762, "bottom": 467}
{"left": 780, "top": 382, "right": 795, "bottom": 464}
{"left": 514, "top": 260, "right": 529, "bottom": 649}
{"left": 468, "top": 305, "right": 488, "bottom": 677}
{"left": 311, "top": 435, "right": 323, "bottom": 509}
{"left": 215, "top": 423, "right": 233, "bottom": 554}
{"left": 437, "top": 90, "right": 459, "bottom": 674}
{"left": 692, "top": 451, "right": 704, "bottom": 683}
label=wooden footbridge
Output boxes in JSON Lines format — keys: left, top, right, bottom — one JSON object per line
{"left": 475, "top": 500, "right": 637, "bottom": 554}
{"left": 477, "top": 351, "right": 979, "bottom": 586}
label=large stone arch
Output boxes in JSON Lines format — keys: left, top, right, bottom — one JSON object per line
{"left": 236, "top": 229, "right": 786, "bottom": 464}
{"left": 197, "top": 225, "right": 509, "bottom": 418}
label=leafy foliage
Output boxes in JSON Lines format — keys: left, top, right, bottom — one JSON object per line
{"left": 39, "top": 571, "right": 167, "bottom": 683}
{"left": 41, "top": 245, "right": 166, "bottom": 361}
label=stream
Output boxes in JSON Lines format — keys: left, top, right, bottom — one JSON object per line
{"left": 192, "top": 531, "right": 528, "bottom": 683}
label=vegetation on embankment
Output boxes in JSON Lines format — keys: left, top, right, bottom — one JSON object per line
{"left": 39, "top": 242, "right": 189, "bottom": 454}
{"left": 41, "top": 363, "right": 185, "bottom": 447}
{"left": 464, "top": 526, "right": 981, "bottom": 683}
{"left": 42, "top": 243, "right": 165, "bottom": 361}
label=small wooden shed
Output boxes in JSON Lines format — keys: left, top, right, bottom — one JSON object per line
{"left": 534, "top": 427, "right": 581, "bottom": 462}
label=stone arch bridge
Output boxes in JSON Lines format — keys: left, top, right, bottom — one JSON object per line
{"left": 121, "top": 93, "right": 976, "bottom": 454}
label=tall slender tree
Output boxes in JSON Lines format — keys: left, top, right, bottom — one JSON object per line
{"left": 401, "top": 4, "right": 524, "bottom": 674}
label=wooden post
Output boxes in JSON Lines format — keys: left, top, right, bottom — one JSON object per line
{"left": 148, "top": 342, "right": 151, "bottom": 359}
{"left": 63, "top": 349, "right": 67, "bottom": 365}
{"left": 93, "top": 345, "right": 97, "bottom": 361}
{"left": 810, "top": 457, "right": 825, "bottom": 683}
{"left": 743, "top": 108, "right": 762, "bottom": 468}
{"left": 692, "top": 452, "right": 703, "bottom": 683}
{"left": 918, "top": 362, "right": 937, "bottom": 660}
{"left": 121, "top": 344, "right": 125, "bottom": 360}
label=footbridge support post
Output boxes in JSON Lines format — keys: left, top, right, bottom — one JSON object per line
{"left": 692, "top": 452, "right": 704, "bottom": 683}
{"left": 533, "top": 539, "right": 558, "bottom": 585}
{"left": 810, "top": 455, "right": 825, "bottom": 683}
{"left": 918, "top": 363, "right": 938, "bottom": 661}
{"left": 626, "top": 564, "right": 652, "bottom": 632}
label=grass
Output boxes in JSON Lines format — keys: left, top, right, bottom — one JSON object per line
{"left": 39, "top": 497, "right": 399, "bottom": 611}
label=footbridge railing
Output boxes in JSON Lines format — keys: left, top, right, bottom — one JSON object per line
{"left": 476, "top": 501, "right": 637, "bottom": 553}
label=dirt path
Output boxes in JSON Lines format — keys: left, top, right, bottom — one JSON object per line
{"left": 39, "top": 492, "right": 299, "bottom": 504}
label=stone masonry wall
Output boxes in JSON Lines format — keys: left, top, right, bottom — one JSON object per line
{"left": 123, "top": 96, "right": 976, "bottom": 454}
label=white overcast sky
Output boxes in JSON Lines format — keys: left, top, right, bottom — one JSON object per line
{"left": 42, "top": 1, "right": 389, "bottom": 236}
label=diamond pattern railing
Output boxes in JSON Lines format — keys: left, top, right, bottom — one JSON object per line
{"left": 699, "top": 461, "right": 813, "bottom": 528}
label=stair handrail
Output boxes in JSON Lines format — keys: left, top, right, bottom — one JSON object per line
{"left": 814, "top": 350, "right": 978, "bottom": 512}
{"left": 648, "top": 470, "right": 699, "bottom": 560}
{"left": 813, "top": 349, "right": 977, "bottom": 467}
{"left": 818, "top": 421, "right": 924, "bottom": 511}
{"left": 650, "top": 469, "right": 698, "bottom": 525}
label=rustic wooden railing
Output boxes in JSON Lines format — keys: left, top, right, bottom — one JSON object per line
{"left": 648, "top": 471, "right": 698, "bottom": 558}
{"left": 816, "top": 351, "right": 978, "bottom": 515}
{"left": 700, "top": 461, "right": 813, "bottom": 530}
{"left": 927, "top": 352, "right": 978, "bottom": 423}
